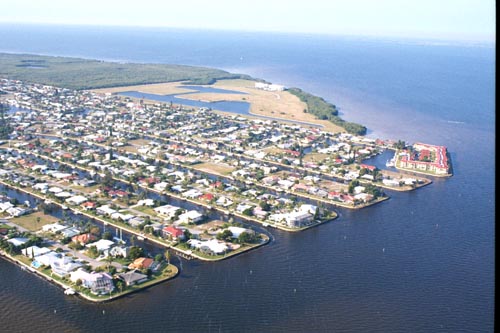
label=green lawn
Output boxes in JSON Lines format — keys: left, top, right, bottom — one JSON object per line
{"left": 10, "top": 211, "right": 59, "bottom": 232}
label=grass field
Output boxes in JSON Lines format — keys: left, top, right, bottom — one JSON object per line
{"left": 11, "top": 211, "right": 59, "bottom": 232}
{"left": 303, "top": 153, "right": 330, "bottom": 163}
{"left": 71, "top": 184, "right": 100, "bottom": 194}
{"left": 192, "top": 162, "right": 234, "bottom": 175}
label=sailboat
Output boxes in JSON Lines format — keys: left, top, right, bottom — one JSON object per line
{"left": 386, "top": 155, "right": 396, "bottom": 167}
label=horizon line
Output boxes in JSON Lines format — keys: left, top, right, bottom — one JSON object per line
{"left": 0, "top": 20, "right": 495, "bottom": 45}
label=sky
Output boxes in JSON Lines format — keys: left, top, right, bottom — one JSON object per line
{"left": 0, "top": 0, "right": 495, "bottom": 42}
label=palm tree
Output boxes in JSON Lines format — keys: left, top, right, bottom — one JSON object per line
{"left": 165, "top": 249, "right": 171, "bottom": 265}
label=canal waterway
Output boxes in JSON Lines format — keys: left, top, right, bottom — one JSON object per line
{"left": 0, "top": 25, "right": 494, "bottom": 332}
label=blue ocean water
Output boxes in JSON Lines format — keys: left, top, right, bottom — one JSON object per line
{"left": 0, "top": 24, "right": 495, "bottom": 332}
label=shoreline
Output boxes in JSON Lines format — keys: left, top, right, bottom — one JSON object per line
{"left": 0, "top": 249, "right": 179, "bottom": 303}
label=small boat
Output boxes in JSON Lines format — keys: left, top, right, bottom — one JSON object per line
{"left": 386, "top": 157, "right": 395, "bottom": 167}
{"left": 64, "top": 288, "right": 76, "bottom": 295}
{"left": 61, "top": 205, "right": 68, "bottom": 210}
{"left": 137, "top": 234, "right": 145, "bottom": 241}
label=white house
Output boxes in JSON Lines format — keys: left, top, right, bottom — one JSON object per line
{"left": 187, "top": 239, "right": 228, "bottom": 255}
{"left": 226, "top": 226, "right": 255, "bottom": 239}
{"left": 178, "top": 210, "right": 204, "bottom": 224}
{"left": 66, "top": 195, "right": 88, "bottom": 206}
{"left": 182, "top": 189, "right": 203, "bottom": 199}
{"left": 22, "top": 246, "right": 52, "bottom": 258}
{"left": 51, "top": 258, "right": 83, "bottom": 277}
{"left": 42, "top": 223, "right": 68, "bottom": 234}
{"left": 154, "top": 204, "right": 182, "bottom": 219}
{"left": 136, "top": 199, "right": 155, "bottom": 207}
{"left": 0, "top": 201, "right": 14, "bottom": 212}
{"left": 86, "top": 239, "right": 115, "bottom": 252}
{"left": 70, "top": 269, "right": 114, "bottom": 295}
{"left": 97, "top": 205, "right": 117, "bottom": 216}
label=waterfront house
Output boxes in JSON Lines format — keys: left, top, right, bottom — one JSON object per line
{"left": 36, "top": 251, "right": 62, "bottom": 267}
{"left": 286, "top": 211, "right": 313, "bottom": 228}
{"left": 66, "top": 195, "right": 88, "bottom": 206}
{"left": 96, "top": 205, "right": 117, "bottom": 216}
{"left": 136, "top": 199, "right": 155, "bottom": 207}
{"left": 200, "top": 193, "right": 215, "bottom": 202}
{"left": 108, "top": 246, "right": 130, "bottom": 258}
{"left": 154, "top": 204, "right": 182, "bottom": 219}
{"left": 216, "top": 196, "right": 233, "bottom": 207}
{"left": 187, "top": 239, "right": 228, "bottom": 255}
{"left": 41, "top": 223, "right": 68, "bottom": 234}
{"left": 226, "top": 226, "right": 255, "bottom": 239}
{"left": 81, "top": 201, "right": 97, "bottom": 211}
{"left": 128, "top": 257, "right": 155, "bottom": 270}
{"left": 162, "top": 226, "right": 185, "bottom": 240}
{"left": 21, "top": 246, "right": 51, "bottom": 258}
{"left": 60, "top": 226, "right": 81, "bottom": 238}
{"left": 178, "top": 210, "right": 204, "bottom": 224}
{"left": 51, "top": 258, "right": 83, "bottom": 278}
{"left": 236, "top": 203, "right": 254, "bottom": 214}
{"left": 70, "top": 269, "right": 114, "bottom": 295}
{"left": 117, "top": 270, "right": 148, "bottom": 286}
{"left": 72, "top": 233, "right": 97, "bottom": 245}
{"left": 0, "top": 201, "right": 14, "bottom": 213}
{"left": 182, "top": 189, "right": 203, "bottom": 199}
{"left": 7, "top": 206, "right": 32, "bottom": 217}
{"left": 86, "top": 239, "right": 115, "bottom": 252}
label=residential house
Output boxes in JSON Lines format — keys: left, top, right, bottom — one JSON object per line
{"left": 70, "top": 269, "right": 114, "bottom": 295}
{"left": 72, "top": 233, "right": 97, "bottom": 245}
{"left": 86, "top": 239, "right": 115, "bottom": 252}
{"left": 178, "top": 210, "right": 204, "bottom": 224}
{"left": 162, "top": 226, "right": 185, "bottom": 240}
{"left": 118, "top": 270, "right": 148, "bottom": 286}
{"left": 128, "top": 257, "right": 155, "bottom": 270}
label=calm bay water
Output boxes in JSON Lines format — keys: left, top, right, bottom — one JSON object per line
{"left": 0, "top": 24, "right": 495, "bottom": 332}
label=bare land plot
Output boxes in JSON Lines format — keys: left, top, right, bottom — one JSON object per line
{"left": 10, "top": 211, "right": 59, "bottom": 232}
{"left": 92, "top": 82, "right": 197, "bottom": 95}
{"left": 192, "top": 162, "right": 235, "bottom": 176}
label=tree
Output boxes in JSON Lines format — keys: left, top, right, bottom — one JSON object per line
{"left": 259, "top": 201, "right": 270, "bottom": 211}
{"left": 102, "top": 231, "right": 113, "bottom": 241}
{"left": 128, "top": 246, "right": 144, "bottom": 260}
{"left": 183, "top": 229, "right": 192, "bottom": 241}
{"left": 105, "top": 255, "right": 114, "bottom": 271}
{"left": 216, "top": 229, "right": 233, "bottom": 242}
{"left": 238, "top": 232, "right": 256, "bottom": 244}
{"left": 90, "top": 226, "right": 100, "bottom": 236}
{"left": 165, "top": 249, "right": 171, "bottom": 265}
{"left": 115, "top": 280, "right": 125, "bottom": 293}
{"left": 87, "top": 245, "right": 99, "bottom": 258}
{"left": 155, "top": 253, "right": 164, "bottom": 263}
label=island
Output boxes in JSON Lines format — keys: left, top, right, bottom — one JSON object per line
{"left": 0, "top": 53, "right": 451, "bottom": 302}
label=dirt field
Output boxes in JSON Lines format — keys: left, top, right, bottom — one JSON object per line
{"left": 92, "top": 82, "right": 197, "bottom": 95}
{"left": 93, "top": 79, "right": 345, "bottom": 133}
{"left": 192, "top": 162, "right": 234, "bottom": 176}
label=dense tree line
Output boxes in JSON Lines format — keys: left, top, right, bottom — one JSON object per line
{"left": 288, "top": 88, "right": 367, "bottom": 135}
{"left": 0, "top": 53, "right": 253, "bottom": 90}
